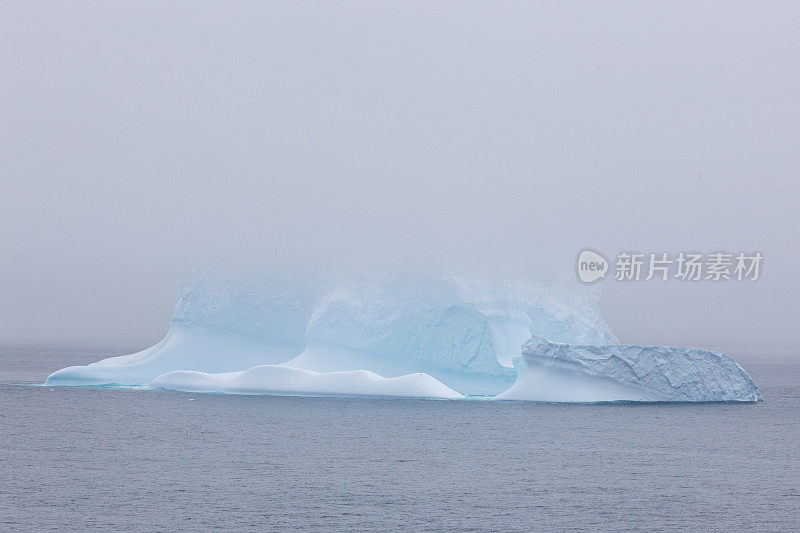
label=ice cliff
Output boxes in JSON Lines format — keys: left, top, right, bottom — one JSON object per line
{"left": 46, "top": 269, "right": 760, "bottom": 402}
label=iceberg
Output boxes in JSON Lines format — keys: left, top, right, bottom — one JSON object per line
{"left": 47, "top": 269, "right": 614, "bottom": 396}
{"left": 45, "top": 268, "right": 760, "bottom": 402}
{"left": 497, "top": 336, "right": 762, "bottom": 402}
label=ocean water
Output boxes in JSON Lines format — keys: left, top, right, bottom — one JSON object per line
{"left": 1, "top": 347, "right": 798, "bottom": 532}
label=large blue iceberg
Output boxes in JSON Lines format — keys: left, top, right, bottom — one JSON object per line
{"left": 46, "top": 270, "right": 760, "bottom": 402}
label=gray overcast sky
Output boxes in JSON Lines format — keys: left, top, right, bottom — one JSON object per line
{"left": 1, "top": 1, "right": 798, "bottom": 353}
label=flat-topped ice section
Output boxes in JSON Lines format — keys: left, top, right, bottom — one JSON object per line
{"left": 497, "top": 336, "right": 762, "bottom": 402}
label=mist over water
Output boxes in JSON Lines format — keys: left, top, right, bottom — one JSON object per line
{"left": 2, "top": 2, "right": 799, "bottom": 352}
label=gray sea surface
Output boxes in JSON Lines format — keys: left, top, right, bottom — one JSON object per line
{"left": 1, "top": 347, "right": 798, "bottom": 532}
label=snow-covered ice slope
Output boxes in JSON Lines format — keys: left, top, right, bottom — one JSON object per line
{"left": 47, "top": 270, "right": 315, "bottom": 386}
{"left": 151, "top": 366, "right": 463, "bottom": 399}
{"left": 497, "top": 336, "right": 762, "bottom": 402}
{"left": 46, "top": 269, "right": 615, "bottom": 395}
{"left": 45, "top": 325, "right": 304, "bottom": 387}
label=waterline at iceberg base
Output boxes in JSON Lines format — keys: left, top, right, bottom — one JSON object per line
{"left": 46, "top": 270, "right": 761, "bottom": 402}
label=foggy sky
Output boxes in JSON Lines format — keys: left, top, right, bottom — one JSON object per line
{"left": 2, "top": 1, "right": 798, "bottom": 353}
